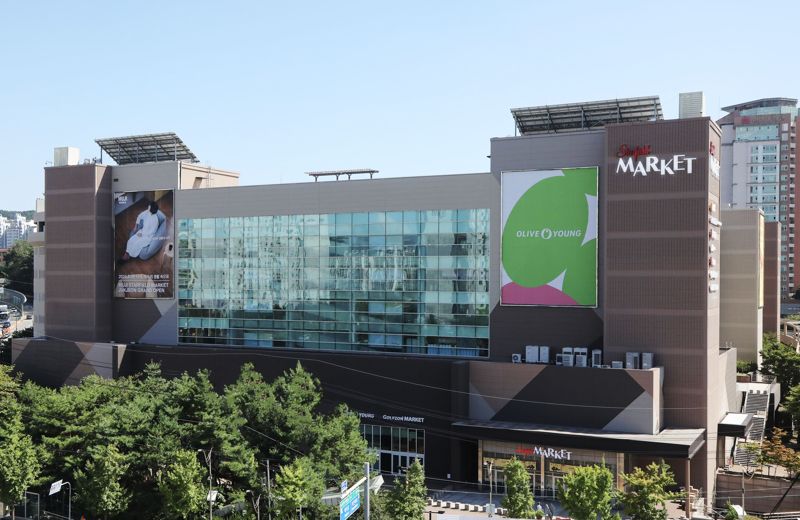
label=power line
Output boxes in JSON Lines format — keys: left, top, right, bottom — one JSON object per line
{"left": 30, "top": 336, "right": 725, "bottom": 411}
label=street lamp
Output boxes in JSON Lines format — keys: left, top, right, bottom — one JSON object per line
{"left": 426, "top": 510, "right": 445, "bottom": 519}
{"left": 483, "top": 460, "right": 494, "bottom": 518}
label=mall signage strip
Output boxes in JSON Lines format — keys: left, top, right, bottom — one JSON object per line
{"left": 615, "top": 144, "right": 697, "bottom": 177}
{"left": 358, "top": 411, "right": 425, "bottom": 424}
{"left": 515, "top": 445, "right": 573, "bottom": 461}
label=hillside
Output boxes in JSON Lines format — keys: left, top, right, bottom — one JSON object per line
{"left": 0, "top": 210, "right": 34, "bottom": 220}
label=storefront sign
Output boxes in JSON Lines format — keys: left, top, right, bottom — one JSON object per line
{"left": 615, "top": 144, "right": 697, "bottom": 177}
{"left": 357, "top": 411, "right": 425, "bottom": 424}
{"left": 515, "top": 445, "right": 572, "bottom": 461}
{"left": 500, "top": 167, "right": 598, "bottom": 307}
{"left": 709, "top": 141, "right": 720, "bottom": 178}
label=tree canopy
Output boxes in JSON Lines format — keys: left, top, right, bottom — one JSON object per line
{"left": 501, "top": 457, "right": 536, "bottom": 518}
{"left": 0, "top": 240, "right": 33, "bottom": 296}
{"left": 3, "top": 362, "right": 374, "bottom": 519}
{"left": 619, "top": 461, "right": 678, "bottom": 520}
{"left": 557, "top": 463, "right": 619, "bottom": 520}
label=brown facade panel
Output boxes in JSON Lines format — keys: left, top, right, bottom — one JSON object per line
{"left": 43, "top": 248, "right": 102, "bottom": 272}
{"left": 605, "top": 274, "right": 708, "bottom": 311}
{"left": 607, "top": 198, "right": 709, "bottom": 233}
{"left": 606, "top": 237, "right": 706, "bottom": 271}
{"left": 45, "top": 220, "right": 97, "bottom": 245}
{"left": 489, "top": 307, "right": 603, "bottom": 359}
{"left": 763, "top": 222, "right": 781, "bottom": 335}
{"left": 44, "top": 165, "right": 99, "bottom": 191}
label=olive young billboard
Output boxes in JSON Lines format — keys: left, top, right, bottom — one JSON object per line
{"left": 501, "top": 167, "right": 598, "bottom": 307}
{"left": 113, "top": 190, "right": 174, "bottom": 299}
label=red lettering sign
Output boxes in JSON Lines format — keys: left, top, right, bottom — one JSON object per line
{"left": 617, "top": 144, "right": 652, "bottom": 161}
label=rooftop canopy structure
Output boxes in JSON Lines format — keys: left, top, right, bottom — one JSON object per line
{"left": 306, "top": 169, "right": 379, "bottom": 182}
{"left": 511, "top": 96, "right": 663, "bottom": 136}
{"left": 721, "top": 97, "right": 798, "bottom": 113}
{"left": 95, "top": 132, "right": 198, "bottom": 165}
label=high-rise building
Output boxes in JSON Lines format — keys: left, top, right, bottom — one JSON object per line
{"left": 679, "top": 91, "right": 706, "bottom": 118}
{"left": 718, "top": 98, "right": 799, "bottom": 296}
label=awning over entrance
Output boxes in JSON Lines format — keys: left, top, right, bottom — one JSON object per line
{"left": 717, "top": 412, "right": 754, "bottom": 438}
{"left": 453, "top": 420, "right": 706, "bottom": 459}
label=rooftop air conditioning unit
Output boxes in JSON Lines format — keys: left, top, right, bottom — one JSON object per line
{"left": 642, "top": 352, "right": 654, "bottom": 370}
{"left": 525, "top": 345, "right": 539, "bottom": 364}
{"left": 538, "top": 346, "right": 550, "bottom": 364}
{"left": 611, "top": 361, "right": 624, "bottom": 369}
{"left": 591, "top": 349, "right": 602, "bottom": 367}
{"left": 626, "top": 352, "right": 641, "bottom": 370}
{"left": 574, "top": 347, "right": 588, "bottom": 367}
{"left": 555, "top": 354, "right": 564, "bottom": 366}
{"left": 562, "top": 354, "right": 574, "bottom": 367}
{"left": 511, "top": 353, "right": 522, "bottom": 364}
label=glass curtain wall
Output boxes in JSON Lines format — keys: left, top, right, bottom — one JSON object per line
{"left": 177, "top": 208, "right": 490, "bottom": 357}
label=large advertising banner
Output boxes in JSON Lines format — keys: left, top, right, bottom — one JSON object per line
{"left": 113, "top": 190, "right": 174, "bottom": 299}
{"left": 501, "top": 167, "right": 598, "bottom": 307}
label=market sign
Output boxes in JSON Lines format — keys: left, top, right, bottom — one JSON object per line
{"left": 515, "top": 445, "right": 573, "bottom": 461}
{"left": 615, "top": 144, "right": 697, "bottom": 177}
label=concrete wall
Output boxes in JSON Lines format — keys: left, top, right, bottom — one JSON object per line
{"left": 717, "top": 471, "right": 800, "bottom": 513}
{"left": 467, "top": 362, "right": 662, "bottom": 434}
{"left": 720, "top": 209, "right": 764, "bottom": 364}
{"left": 489, "top": 131, "right": 606, "bottom": 361}
{"left": 43, "top": 164, "right": 112, "bottom": 342}
{"left": 179, "top": 163, "right": 239, "bottom": 189}
{"left": 763, "top": 221, "right": 781, "bottom": 336}
{"left": 604, "top": 118, "right": 722, "bottom": 501}
{"left": 33, "top": 242, "right": 45, "bottom": 337}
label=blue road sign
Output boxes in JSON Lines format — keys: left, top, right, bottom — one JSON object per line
{"left": 339, "top": 489, "right": 360, "bottom": 520}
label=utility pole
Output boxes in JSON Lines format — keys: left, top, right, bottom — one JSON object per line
{"left": 364, "top": 462, "right": 370, "bottom": 520}
{"left": 199, "top": 448, "right": 213, "bottom": 520}
{"left": 741, "top": 468, "right": 745, "bottom": 512}
{"left": 267, "top": 461, "right": 272, "bottom": 520}
{"left": 63, "top": 482, "right": 72, "bottom": 520}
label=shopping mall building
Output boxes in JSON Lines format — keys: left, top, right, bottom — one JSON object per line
{"left": 18, "top": 97, "right": 768, "bottom": 509}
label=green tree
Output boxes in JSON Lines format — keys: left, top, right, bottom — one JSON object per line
{"left": 557, "top": 464, "right": 619, "bottom": 520}
{"left": 0, "top": 431, "right": 40, "bottom": 520}
{"left": 501, "top": 457, "right": 535, "bottom": 518}
{"left": 386, "top": 459, "right": 427, "bottom": 520}
{"left": 619, "top": 462, "right": 678, "bottom": 520}
{"left": 0, "top": 365, "right": 40, "bottom": 520}
{"left": 311, "top": 403, "right": 374, "bottom": 483}
{"left": 157, "top": 449, "right": 207, "bottom": 520}
{"left": 736, "top": 360, "right": 757, "bottom": 374}
{"left": 762, "top": 333, "right": 800, "bottom": 397}
{"left": 785, "top": 385, "right": 800, "bottom": 432}
{"left": 172, "top": 369, "right": 259, "bottom": 493}
{"left": 0, "top": 240, "right": 32, "bottom": 295}
{"left": 74, "top": 444, "right": 131, "bottom": 519}
{"left": 273, "top": 456, "right": 324, "bottom": 518}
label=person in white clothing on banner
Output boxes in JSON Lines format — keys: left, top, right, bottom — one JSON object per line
{"left": 122, "top": 201, "right": 161, "bottom": 261}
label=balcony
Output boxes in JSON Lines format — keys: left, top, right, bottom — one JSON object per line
{"left": 28, "top": 231, "right": 44, "bottom": 245}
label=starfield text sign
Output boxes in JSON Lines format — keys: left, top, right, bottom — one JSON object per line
{"left": 615, "top": 144, "right": 697, "bottom": 177}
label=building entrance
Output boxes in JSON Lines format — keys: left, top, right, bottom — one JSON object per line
{"left": 479, "top": 440, "right": 624, "bottom": 496}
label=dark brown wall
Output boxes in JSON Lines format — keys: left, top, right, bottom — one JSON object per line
{"left": 604, "top": 118, "right": 717, "bottom": 427}
{"left": 604, "top": 118, "right": 720, "bottom": 494}
{"left": 44, "top": 164, "right": 112, "bottom": 342}
{"left": 488, "top": 131, "right": 605, "bottom": 360}
{"left": 117, "top": 345, "right": 475, "bottom": 481}
{"left": 764, "top": 222, "right": 781, "bottom": 336}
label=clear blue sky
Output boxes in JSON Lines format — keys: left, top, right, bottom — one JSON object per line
{"left": 2, "top": 0, "right": 799, "bottom": 210}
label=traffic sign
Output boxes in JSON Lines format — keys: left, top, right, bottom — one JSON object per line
{"left": 339, "top": 489, "right": 360, "bottom": 520}
{"left": 340, "top": 480, "right": 348, "bottom": 494}
{"left": 49, "top": 480, "right": 63, "bottom": 496}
